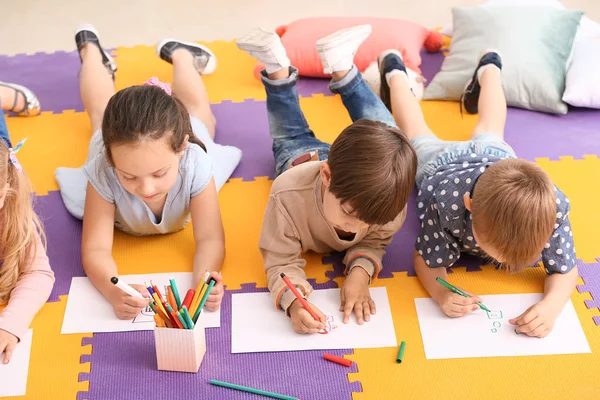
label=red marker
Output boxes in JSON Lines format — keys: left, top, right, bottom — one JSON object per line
{"left": 323, "top": 353, "right": 353, "bottom": 367}
{"left": 280, "top": 273, "right": 321, "bottom": 322}
{"left": 182, "top": 289, "right": 195, "bottom": 309}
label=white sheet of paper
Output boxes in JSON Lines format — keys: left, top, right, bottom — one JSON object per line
{"left": 0, "top": 329, "right": 33, "bottom": 397}
{"left": 415, "top": 293, "right": 591, "bottom": 359}
{"left": 231, "top": 287, "right": 397, "bottom": 353}
{"left": 61, "top": 272, "right": 220, "bottom": 334}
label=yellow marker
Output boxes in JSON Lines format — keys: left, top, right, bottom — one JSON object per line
{"left": 152, "top": 292, "right": 167, "bottom": 315}
{"left": 189, "top": 271, "right": 210, "bottom": 316}
{"left": 153, "top": 313, "right": 165, "bottom": 328}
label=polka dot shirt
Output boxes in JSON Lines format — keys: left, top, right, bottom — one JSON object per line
{"left": 415, "top": 153, "right": 576, "bottom": 274}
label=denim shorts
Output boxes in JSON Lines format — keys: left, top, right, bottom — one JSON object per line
{"left": 411, "top": 133, "right": 517, "bottom": 187}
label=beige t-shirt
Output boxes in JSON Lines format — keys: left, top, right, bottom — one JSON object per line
{"left": 259, "top": 161, "right": 406, "bottom": 312}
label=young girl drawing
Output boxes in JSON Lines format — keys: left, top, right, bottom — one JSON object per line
{"left": 72, "top": 24, "right": 225, "bottom": 319}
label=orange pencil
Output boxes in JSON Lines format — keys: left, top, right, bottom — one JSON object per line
{"left": 166, "top": 286, "right": 177, "bottom": 309}
{"left": 280, "top": 273, "right": 321, "bottom": 322}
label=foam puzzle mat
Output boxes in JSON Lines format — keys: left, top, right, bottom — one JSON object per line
{"left": 2, "top": 39, "right": 599, "bottom": 399}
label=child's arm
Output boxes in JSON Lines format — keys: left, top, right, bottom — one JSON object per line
{"left": 0, "top": 234, "right": 54, "bottom": 363}
{"left": 340, "top": 211, "right": 406, "bottom": 324}
{"left": 81, "top": 184, "right": 149, "bottom": 319}
{"left": 190, "top": 178, "right": 225, "bottom": 311}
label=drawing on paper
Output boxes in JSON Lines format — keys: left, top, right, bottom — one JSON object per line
{"left": 319, "top": 315, "right": 339, "bottom": 334}
{"left": 486, "top": 310, "right": 503, "bottom": 319}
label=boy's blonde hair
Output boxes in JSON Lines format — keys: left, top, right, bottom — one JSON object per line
{"left": 471, "top": 159, "right": 556, "bottom": 273}
{"left": 0, "top": 141, "right": 46, "bottom": 304}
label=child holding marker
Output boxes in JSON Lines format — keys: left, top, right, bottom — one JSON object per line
{"left": 69, "top": 25, "right": 225, "bottom": 320}
{"left": 378, "top": 49, "right": 578, "bottom": 338}
{"left": 0, "top": 109, "right": 55, "bottom": 364}
{"left": 236, "top": 25, "right": 417, "bottom": 334}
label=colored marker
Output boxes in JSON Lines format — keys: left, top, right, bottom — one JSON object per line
{"left": 396, "top": 341, "right": 406, "bottom": 363}
{"left": 165, "top": 305, "right": 184, "bottom": 329}
{"left": 150, "top": 303, "right": 173, "bottom": 328}
{"left": 169, "top": 278, "right": 182, "bottom": 309}
{"left": 323, "top": 353, "right": 353, "bottom": 367}
{"left": 182, "top": 289, "right": 196, "bottom": 309}
{"left": 280, "top": 273, "right": 321, "bottom": 322}
{"left": 110, "top": 277, "right": 145, "bottom": 299}
{"left": 175, "top": 311, "right": 187, "bottom": 329}
{"left": 181, "top": 306, "right": 195, "bottom": 329}
{"left": 145, "top": 282, "right": 155, "bottom": 296}
{"left": 166, "top": 285, "right": 177, "bottom": 309}
{"left": 192, "top": 278, "right": 216, "bottom": 323}
{"left": 152, "top": 292, "right": 167, "bottom": 315}
{"left": 435, "top": 277, "right": 490, "bottom": 312}
{"left": 190, "top": 271, "right": 211, "bottom": 316}
{"left": 153, "top": 314, "right": 165, "bottom": 328}
{"left": 209, "top": 379, "right": 299, "bottom": 400}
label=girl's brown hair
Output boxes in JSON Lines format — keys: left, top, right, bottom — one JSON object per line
{"left": 471, "top": 159, "right": 556, "bottom": 272}
{"left": 101, "top": 85, "right": 206, "bottom": 163}
{"left": 0, "top": 141, "right": 46, "bottom": 304}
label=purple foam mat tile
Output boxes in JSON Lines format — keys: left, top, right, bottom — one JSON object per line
{"left": 296, "top": 77, "right": 332, "bottom": 98}
{"left": 212, "top": 100, "right": 275, "bottom": 181}
{"left": 504, "top": 107, "right": 600, "bottom": 162}
{"left": 79, "top": 280, "right": 360, "bottom": 400}
{"left": 33, "top": 191, "right": 84, "bottom": 301}
{"left": 419, "top": 49, "right": 445, "bottom": 85}
{"left": 324, "top": 191, "right": 484, "bottom": 280}
{"left": 575, "top": 258, "right": 600, "bottom": 326}
{"left": 0, "top": 50, "right": 94, "bottom": 114}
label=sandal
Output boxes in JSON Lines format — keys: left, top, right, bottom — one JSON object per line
{"left": 0, "top": 82, "right": 41, "bottom": 117}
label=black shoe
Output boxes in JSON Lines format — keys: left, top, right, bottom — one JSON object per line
{"left": 377, "top": 50, "right": 408, "bottom": 112}
{"left": 156, "top": 39, "right": 217, "bottom": 75}
{"left": 75, "top": 24, "right": 117, "bottom": 80}
{"left": 460, "top": 50, "right": 502, "bottom": 115}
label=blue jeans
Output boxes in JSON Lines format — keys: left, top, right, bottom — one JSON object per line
{"left": 262, "top": 66, "right": 396, "bottom": 177}
{"left": 0, "top": 104, "right": 11, "bottom": 148}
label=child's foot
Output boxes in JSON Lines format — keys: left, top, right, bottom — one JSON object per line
{"left": 0, "top": 82, "right": 41, "bottom": 117}
{"left": 460, "top": 50, "right": 502, "bottom": 114}
{"left": 236, "top": 28, "right": 290, "bottom": 74}
{"left": 316, "top": 25, "right": 372, "bottom": 75}
{"left": 377, "top": 49, "right": 409, "bottom": 112}
{"left": 156, "top": 39, "right": 217, "bottom": 75}
{"left": 75, "top": 24, "right": 117, "bottom": 80}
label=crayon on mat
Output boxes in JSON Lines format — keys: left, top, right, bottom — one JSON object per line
{"left": 209, "top": 379, "right": 299, "bottom": 400}
{"left": 280, "top": 273, "right": 321, "bottom": 322}
{"left": 323, "top": 353, "right": 353, "bottom": 367}
{"left": 181, "top": 306, "right": 195, "bottom": 329}
{"left": 193, "top": 278, "right": 216, "bottom": 323}
{"left": 169, "top": 278, "right": 182, "bottom": 309}
{"left": 435, "top": 277, "right": 490, "bottom": 312}
{"left": 182, "top": 289, "right": 195, "bottom": 309}
{"left": 396, "top": 341, "right": 406, "bottom": 363}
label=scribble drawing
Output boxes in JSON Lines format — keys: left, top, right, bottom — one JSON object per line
{"left": 486, "top": 310, "right": 503, "bottom": 320}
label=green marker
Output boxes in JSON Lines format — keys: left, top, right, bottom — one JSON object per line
{"left": 435, "top": 277, "right": 490, "bottom": 312}
{"left": 193, "top": 278, "right": 216, "bottom": 323}
{"left": 210, "top": 379, "right": 299, "bottom": 400}
{"left": 169, "top": 278, "right": 182, "bottom": 309}
{"left": 396, "top": 341, "right": 406, "bottom": 363}
{"left": 181, "top": 305, "right": 195, "bottom": 329}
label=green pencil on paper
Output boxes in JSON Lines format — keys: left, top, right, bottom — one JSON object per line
{"left": 210, "top": 379, "right": 299, "bottom": 400}
{"left": 435, "top": 277, "right": 490, "bottom": 312}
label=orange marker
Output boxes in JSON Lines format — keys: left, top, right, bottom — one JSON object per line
{"left": 280, "top": 273, "right": 321, "bottom": 322}
{"left": 166, "top": 286, "right": 177, "bottom": 309}
{"left": 153, "top": 314, "right": 165, "bottom": 328}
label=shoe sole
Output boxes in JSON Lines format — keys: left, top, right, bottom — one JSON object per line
{"left": 156, "top": 38, "right": 217, "bottom": 74}
{"left": 236, "top": 29, "right": 281, "bottom": 52}
{"left": 315, "top": 25, "right": 372, "bottom": 52}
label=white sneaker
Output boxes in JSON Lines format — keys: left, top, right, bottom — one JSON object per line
{"left": 316, "top": 25, "right": 372, "bottom": 74}
{"left": 236, "top": 28, "right": 290, "bottom": 74}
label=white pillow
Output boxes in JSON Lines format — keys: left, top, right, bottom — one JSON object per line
{"left": 442, "top": 0, "right": 600, "bottom": 41}
{"left": 563, "top": 37, "right": 600, "bottom": 108}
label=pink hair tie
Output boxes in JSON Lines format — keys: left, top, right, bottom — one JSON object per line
{"left": 143, "top": 77, "right": 172, "bottom": 96}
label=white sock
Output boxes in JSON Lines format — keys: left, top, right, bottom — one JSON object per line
{"left": 385, "top": 69, "right": 409, "bottom": 86}
{"left": 476, "top": 64, "right": 500, "bottom": 82}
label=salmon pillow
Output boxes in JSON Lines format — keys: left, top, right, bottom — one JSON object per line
{"left": 252, "top": 17, "right": 442, "bottom": 79}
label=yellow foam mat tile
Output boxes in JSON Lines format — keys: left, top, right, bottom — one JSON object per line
{"left": 1, "top": 296, "right": 92, "bottom": 400}
{"left": 6, "top": 111, "right": 92, "bottom": 195}
{"left": 110, "top": 177, "right": 332, "bottom": 290}
{"left": 113, "top": 41, "right": 267, "bottom": 103}
{"left": 335, "top": 267, "right": 600, "bottom": 400}
{"left": 536, "top": 155, "right": 600, "bottom": 263}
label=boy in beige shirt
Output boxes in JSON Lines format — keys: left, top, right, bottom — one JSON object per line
{"left": 237, "top": 25, "right": 417, "bottom": 334}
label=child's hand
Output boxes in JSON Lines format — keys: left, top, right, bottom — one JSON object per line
{"left": 204, "top": 271, "right": 224, "bottom": 312}
{"left": 340, "top": 267, "right": 375, "bottom": 325}
{"left": 288, "top": 299, "right": 326, "bottom": 334}
{"left": 0, "top": 329, "right": 18, "bottom": 364}
{"left": 509, "top": 300, "right": 560, "bottom": 338}
{"left": 109, "top": 283, "right": 150, "bottom": 320}
{"left": 436, "top": 291, "right": 481, "bottom": 318}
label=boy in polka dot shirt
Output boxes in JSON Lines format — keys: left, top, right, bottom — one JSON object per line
{"left": 377, "top": 49, "right": 578, "bottom": 338}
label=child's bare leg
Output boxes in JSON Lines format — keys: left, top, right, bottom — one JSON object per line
{"left": 460, "top": 50, "right": 505, "bottom": 139}
{"left": 380, "top": 50, "right": 437, "bottom": 141}
{"left": 157, "top": 39, "right": 218, "bottom": 139}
